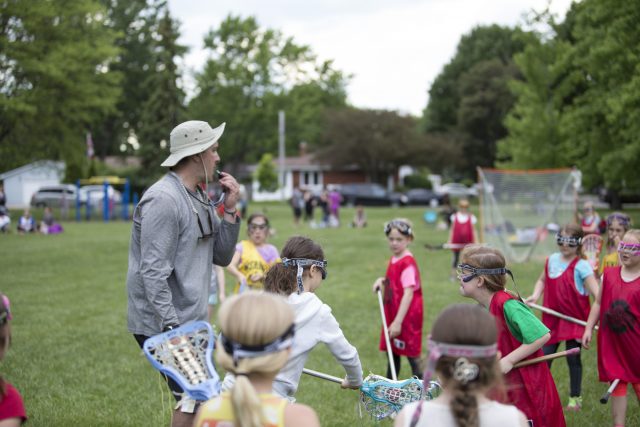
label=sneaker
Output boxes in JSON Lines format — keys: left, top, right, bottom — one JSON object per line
{"left": 565, "top": 396, "right": 582, "bottom": 411}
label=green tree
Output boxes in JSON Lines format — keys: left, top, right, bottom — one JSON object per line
{"left": 188, "top": 15, "right": 348, "bottom": 172}
{"left": 0, "top": 0, "right": 121, "bottom": 173}
{"left": 319, "top": 108, "right": 425, "bottom": 183}
{"left": 136, "top": 5, "right": 186, "bottom": 177}
{"left": 254, "top": 153, "right": 278, "bottom": 192}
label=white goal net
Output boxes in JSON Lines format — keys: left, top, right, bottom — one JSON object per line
{"left": 477, "top": 168, "right": 578, "bottom": 263}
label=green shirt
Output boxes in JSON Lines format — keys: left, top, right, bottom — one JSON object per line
{"left": 503, "top": 299, "right": 549, "bottom": 344}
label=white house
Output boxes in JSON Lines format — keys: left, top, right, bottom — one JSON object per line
{"left": 0, "top": 161, "right": 65, "bottom": 208}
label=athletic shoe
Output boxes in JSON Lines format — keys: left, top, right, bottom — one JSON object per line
{"left": 565, "top": 396, "right": 582, "bottom": 411}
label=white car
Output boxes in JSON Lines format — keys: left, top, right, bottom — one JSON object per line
{"left": 436, "top": 183, "right": 478, "bottom": 198}
{"left": 80, "top": 185, "right": 122, "bottom": 206}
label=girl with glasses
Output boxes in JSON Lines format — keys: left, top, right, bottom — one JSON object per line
{"left": 458, "top": 245, "right": 565, "bottom": 427}
{"left": 260, "top": 236, "right": 363, "bottom": 399}
{"left": 372, "top": 218, "right": 424, "bottom": 379}
{"left": 525, "top": 223, "right": 599, "bottom": 411}
{"left": 583, "top": 229, "right": 640, "bottom": 427}
{"left": 227, "top": 213, "right": 280, "bottom": 293}
{"left": 600, "top": 212, "right": 632, "bottom": 275}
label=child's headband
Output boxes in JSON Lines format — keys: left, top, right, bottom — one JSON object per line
{"left": 219, "top": 323, "right": 295, "bottom": 366}
{"left": 423, "top": 338, "right": 498, "bottom": 388}
{"left": 282, "top": 258, "right": 328, "bottom": 294}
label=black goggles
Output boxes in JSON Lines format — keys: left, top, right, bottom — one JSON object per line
{"left": 384, "top": 220, "right": 413, "bottom": 236}
{"left": 456, "top": 263, "right": 515, "bottom": 284}
{"left": 220, "top": 323, "right": 295, "bottom": 364}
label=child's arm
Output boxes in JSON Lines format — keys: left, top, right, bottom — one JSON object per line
{"left": 226, "top": 250, "right": 246, "bottom": 286}
{"left": 216, "top": 265, "right": 226, "bottom": 303}
{"left": 500, "top": 333, "right": 550, "bottom": 374}
{"left": 389, "top": 287, "right": 414, "bottom": 338}
{"left": 582, "top": 274, "right": 604, "bottom": 349}
{"left": 524, "top": 270, "right": 546, "bottom": 304}
{"left": 320, "top": 310, "right": 363, "bottom": 388}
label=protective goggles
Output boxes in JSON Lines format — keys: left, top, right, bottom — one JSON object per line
{"left": 220, "top": 323, "right": 295, "bottom": 365}
{"left": 556, "top": 234, "right": 582, "bottom": 247}
{"left": 282, "top": 257, "right": 328, "bottom": 294}
{"left": 456, "top": 263, "right": 514, "bottom": 283}
{"left": 607, "top": 213, "right": 631, "bottom": 228}
{"left": 617, "top": 242, "right": 640, "bottom": 256}
{"left": 384, "top": 220, "right": 413, "bottom": 237}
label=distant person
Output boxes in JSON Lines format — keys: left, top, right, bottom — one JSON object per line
{"left": 207, "top": 264, "right": 225, "bottom": 323}
{"left": 328, "top": 185, "right": 342, "bottom": 227}
{"left": 0, "top": 183, "right": 6, "bottom": 207}
{"left": 237, "top": 183, "right": 248, "bottom": 219}
{"left": 290, "top": 187, "right": 304, "bottom": 226}
{"left": 578, "top": 201, "right": 601, "bottom": 235}
{"left": 0, "top": 207, "right": 10, "bottom": 234}
{"left": 39, "top": 207, "right": 63, "bottom": 235}
{"left": 0, "top": 293, "right": 28, "bottom": 426}
{"left": 351, "top": 205, "right": 367, "bottom": 228}
{"left": 458, "top": 245, "right": 565, "bottom": 427}
{"left": 525, "top": 223, "right": 598, "bottom": 411}
{"left": 447, "top": 199, "right": 477, "bottom": 281}
{"left": 194, "top": 292, "right": 320, "bottom": 427}
{"left": 394, "top": 304, "right": 528, "bottom": 427}
{"left": 372, "top": 219, "right": 424, "bottom": 379}
{"left": 583, "top": 229, "right": 640, "bottom": 427}
{"left": 600, "top": 212, "right": 631, "bottom": 274}
{"left": 258, "top": 236, "right": 363, "bottom": 399}
{"left": 318, "top": 190, "right": 330, "bottom": 228}
{"left": 227, "top": 213, "right": 279, "bottom": 293}
{"left": 303, "top": 189, "right": 316, "bottom": 223}
{"left": 439, "top": 194, "right": 455, "bottom": 229}
{"left": 126, "top": 120, "right": 240, "bottom": 427}
{"left": 16, "top": 209, "right": 36, "bottom": 234}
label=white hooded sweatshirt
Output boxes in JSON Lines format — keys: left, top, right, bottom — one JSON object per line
{"left": 221, "top": 292, "right": 363, "bottom": 398}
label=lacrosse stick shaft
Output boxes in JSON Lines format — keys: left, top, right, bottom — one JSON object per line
{"left": 527, "top": 302, "right": 597, "bottom": 330}
{"left": 600, "top": 379, "right": 620, "bottom": 404}
{"left": 514, "top": 347, "right": 580, "bottom": 368}
{"left": 377, "top": 288, "right": 397, "bottom": 381}
{"left": 302, "top": 368, "right": 343, "bottom": 384}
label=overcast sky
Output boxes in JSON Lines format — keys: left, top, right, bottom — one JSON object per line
{"left": 167, "top": 0, "right": 574, "bottom": 116}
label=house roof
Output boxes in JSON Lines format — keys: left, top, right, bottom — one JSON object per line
{"left": 0, "top": 160, "right": 65, "bottom": 180}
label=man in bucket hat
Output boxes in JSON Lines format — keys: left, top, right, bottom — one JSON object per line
{"left": 127, "top": 120, "right": 240, "bottom": 427}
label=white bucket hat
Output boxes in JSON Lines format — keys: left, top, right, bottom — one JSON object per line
{"left": 161, "top": 120, "right": 226, "bottom": 167}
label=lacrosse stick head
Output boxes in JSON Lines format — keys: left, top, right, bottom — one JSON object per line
{"left": 143, "top": 321, "right": 220, "bottom": 401}
{"left": 359, "top": 374, "right": 424, "bottom": 421}
{"left": 582, "top": 234, "right": 603, "bottom": 270}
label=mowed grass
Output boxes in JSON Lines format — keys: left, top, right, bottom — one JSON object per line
{"left": 1, "top": 203, "right": 639, "bottom": 426}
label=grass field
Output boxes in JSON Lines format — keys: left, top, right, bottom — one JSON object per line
{"left": 1, "top": 203, "right": 639, "bottom": 426}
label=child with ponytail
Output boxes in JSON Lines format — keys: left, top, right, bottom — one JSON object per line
{"left": 395, "top": 304, "right": 527, "bottom": 427}
{"left": 194, "top": 291, "right": 320, "bottom": 427}
{"left": 458, "top": 245, "right": 565, "bottom": 427}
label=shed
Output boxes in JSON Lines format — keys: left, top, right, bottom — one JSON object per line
{"left": 0, "top": 161, "right": 65, "bottom": 208}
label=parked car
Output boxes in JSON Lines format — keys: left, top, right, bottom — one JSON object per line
{"left": 338, "top": 183, "right": 408, "bottom": 207}
{"left": 80, "top": 185, "right": 122, "bottom": 206}
{"left": 31, "top": 184, "right": 84, "bottom": 208}
{"left": 404, "top": 188, "right": 443, "bottom": 206}
{"left": 436, "top": 182, "right": 478, "bottom": 198}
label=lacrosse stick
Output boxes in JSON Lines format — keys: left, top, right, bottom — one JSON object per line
{"left": 424, "top": 243, "right": 467, "bottom": 250}
{"left": 377, "top": 287, "right": 397, "bottom": 380}
{"left": 600, "top": 379, "right": 620, "bottom": 404}
{"left": 143, "top": 321, "right": 220, "bottom": 401}
{"left": 513, "top": 347, "right": 580, "bottom": 368}
{"left": 302, "top": 368, "right": 439, "bottom": 421}
{"left": 527, "top": 302, "right": 597, "bottom": 330}
{"left": 582, "top": 234, "right": 603, "bottom": 271}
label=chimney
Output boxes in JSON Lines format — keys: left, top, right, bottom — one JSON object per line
{"left": 299, "top": 141, "right": 307, "bottom": 157}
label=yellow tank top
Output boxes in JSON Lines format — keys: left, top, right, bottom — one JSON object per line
{"left": 234, "top": 240, "right": 277, "bottom": 293}
{"left": 194, "top": 392, "right": 287, "bottom": 427}
{"left": 600, "top": 251, "right": 619, "bottom": 275}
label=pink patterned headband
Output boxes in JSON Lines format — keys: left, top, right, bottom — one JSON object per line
{"left": 423, "top": 338, "right": 498, "bottom": 388}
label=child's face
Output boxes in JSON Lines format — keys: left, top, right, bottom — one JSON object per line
{"left": 618, "top": 235, "right": 640, "bottom": 268}
{"left": 608, "top": 219, "right": 626, "bottom": 242}
{"left": 557, "top": 231, "right": 579, "bottom": 257}
{"left": 387, "top": 228, "right": 412, "bottom": 256}
{"left": 456, "top": 264, "right": 480, "bottom": 299}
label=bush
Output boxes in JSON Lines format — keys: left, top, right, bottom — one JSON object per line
{"left": 403, "top": 174, "right": 432, "bottom": 189}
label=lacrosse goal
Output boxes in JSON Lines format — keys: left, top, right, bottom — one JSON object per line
{"left": 477, "top": 167, "right": 578, "bottom": 263}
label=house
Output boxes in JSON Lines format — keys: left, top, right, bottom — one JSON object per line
{"left": 250, "top": 145, "right": 368, "bottom": 202}
{"left": 0, "top": 161, "right": 65, "bottom": 208}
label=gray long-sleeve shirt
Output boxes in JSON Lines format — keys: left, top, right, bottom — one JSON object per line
{"left": 127, "top": 173, "right": 240, "bottom": 336}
